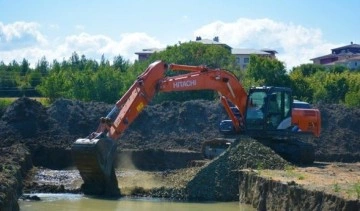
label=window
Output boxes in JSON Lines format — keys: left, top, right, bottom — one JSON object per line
{"left": 244, "top": 57, "right": 249, "bottom": 63}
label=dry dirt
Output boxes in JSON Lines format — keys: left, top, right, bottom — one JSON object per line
{"left": 259, "top": 162, "right": 360, "bottom": 200}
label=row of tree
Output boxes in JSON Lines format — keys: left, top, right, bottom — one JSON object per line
{"left": 1, "top": 42, "right": 359, "bottom": 107}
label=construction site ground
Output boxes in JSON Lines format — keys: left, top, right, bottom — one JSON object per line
{"left": 0, "top": 97, "right": 359, "bottom": 207}
{"left": 22, "top": 161, "right": 360, "bottom": 201}
{"left": 259, "top": 162, "right": 360, "bottom": 200}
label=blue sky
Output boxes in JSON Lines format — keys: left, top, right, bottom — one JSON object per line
{"left": 0, "top": 0, "right": 359, "bottom": 69}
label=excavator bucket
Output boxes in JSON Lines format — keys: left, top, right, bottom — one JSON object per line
{"left": 71, "top": 137, "right": 120, "bottom": 196}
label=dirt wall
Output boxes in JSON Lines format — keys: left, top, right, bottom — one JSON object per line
{"left": 238, "top": 170, "right": 360, "bottom": 211}
{"left": 0, "top": 144, "right": 32, "bottom": 211}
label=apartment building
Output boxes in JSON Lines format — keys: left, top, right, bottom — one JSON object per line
{"left": 310, "top": 42, "right": 360, "bottom": 70}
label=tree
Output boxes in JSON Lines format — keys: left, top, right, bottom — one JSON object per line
{"left": 35, "top": 56, "right": 49, "bottom": 76}
{"left": 113, "top": 55, "right": 130, "bottom": 72}
{"left": 37, "top": 70, "right": 72, "bottom": 101}
{"left": 100, "top": 54, "right": 110, "bottom": 67}
{"left": 28, "top": 70, "right": 42, "bottom": 87}
{"left": 310, "top": 71, "right": 349, "bottom": 104}
{"left": 291, "top": 63, "right": 325, "bottom": 77}
{"left": 91, "top": 66, "right": 123, "bottom": 103}
{"left": 289, "top": 68, "right": 314, "bottom": 102}
{"left": 246, "top": 55, "right": 291, "bottom": 87}
{"left": 20, "top": 59, "right": 30, "bottom": 76}
{"left": 51, "top": 59, "right": 61, "bottom": 72}
{"left": 71, "top": 52, "right": 80, "bottom": 70}
{"left": 151, "top": 42, "right": 235, "bottom": 68}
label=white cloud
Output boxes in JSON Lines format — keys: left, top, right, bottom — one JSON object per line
{"left": 0, "top": 22, "right": 165, "bottom": 67}
{"left": 57, "top": 32, "right": 164, "bottom": 63}
{"left": 0, "top": 21, "right": 48, "bottom": 50}
{"left": 0, "top": 19, "right": 342, "bottom": 70}
{"left": 113, "top": 32, "right": 164, "bottom": 61}
{"left": 193, "top": 18, "right": 341, "bottom": 69}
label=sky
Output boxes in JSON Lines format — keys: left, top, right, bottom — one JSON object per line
{"left": 0, "top": 0, "right": 359, "bottom": 69}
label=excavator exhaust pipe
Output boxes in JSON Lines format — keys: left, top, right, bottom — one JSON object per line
{"left": 71, "top": 137, "right": 120, "bottom": 197}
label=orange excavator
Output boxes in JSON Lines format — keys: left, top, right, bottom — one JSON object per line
{"left": 71, "top": 60, "right": 321, "bottom": 196}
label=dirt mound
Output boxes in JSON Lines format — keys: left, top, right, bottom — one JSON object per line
{"left": 185, "top": 137, "right": 289, "bottom": 201}
{"left": 47, "top": 99, "right": 112, "bottom": 136}
{"left": 0, "top": 97, "right": 359, "bottom": 168}
{"left": 314, "top": 104, "right": 360, "bottom": 162}
{"left": 119, "top": 100, "right": 225, "bottom": 150}
{"left": 0, "top": 98, "right": 55, "bottom": 147}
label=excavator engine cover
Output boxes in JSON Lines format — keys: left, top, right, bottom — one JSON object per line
{"left": 71, "top": 137, "right": 120, "bottom": 196}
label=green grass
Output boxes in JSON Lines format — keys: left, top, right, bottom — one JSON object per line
{"left": 0, "top": 98, "right": 14, "bottom": 110}
{"left": 354, "top": 182, "right": 360, "bottom": 199}
{"left": 333, "top": 183, "right": 340, "bottom": 192}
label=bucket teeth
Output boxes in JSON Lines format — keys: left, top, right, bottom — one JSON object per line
{"left": 71, "top": 138, "right": 120, "bottom": 196}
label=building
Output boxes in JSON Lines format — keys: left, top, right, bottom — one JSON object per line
{"left": 135, "top": 37, "right": 277, "bottom": 67}
{"left": 310, "top": 42, "right": 360, "bottom": 69}
{"left": 232, "top": 48, "right": 277, "bottom": 69}
{"left": 194, "top": 36, "right": 232, "bottom": 52}
{"left": 134, "top": 48, "right": 165, "bottom": 62}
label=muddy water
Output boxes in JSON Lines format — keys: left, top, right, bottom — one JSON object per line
{"left": 19, "top": 194, "right": 255, "bottom": 211}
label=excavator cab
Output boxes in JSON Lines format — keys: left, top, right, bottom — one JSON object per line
{"left": 243, "top": 86, "right": 317, "bottom": 164}
{"left": 245, "top": 86, "right": 292, "bottom": 134}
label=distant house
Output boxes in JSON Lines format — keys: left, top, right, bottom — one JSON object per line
{"left": 310, "top": 42, "right": 360, "bottom": 70}
{"left": 134, "top": 37, "right": 277, "bottom": 68}
{"left": 232, "top": 48, "right": 277, "bottom": 69}
{"left": 134, "top": 48, "right": 165, "bottom": 62}
{"left": 194, "top": 36, "right": 232, "bottom": 52}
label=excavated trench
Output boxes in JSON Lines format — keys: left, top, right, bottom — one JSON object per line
{"left": 0, "top": 98, "right": 360, "bottom": 210}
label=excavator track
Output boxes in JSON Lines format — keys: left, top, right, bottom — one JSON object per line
{"left": 270, "top": 139, "right": 315, "bottom": 164}
{"left": 257, "top": 138, "right": 315, "bottom": 165}
{"left": 71, "top": 137, "right": 120, "bottom": 196}
{"left": 202, "top": 136, "right": 315, "bottom": 165}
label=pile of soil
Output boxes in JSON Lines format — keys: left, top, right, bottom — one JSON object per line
{"left": 185, "top": 137, "right": 289, "bottom": 201}
{"left": 0, "top": 97, "right": 359, "bottom": 167}
{"left": 315, "top": 104, "right": 360, "bottom": 162}
{"left": 0, "top": 98, "right": 226, "bottom": 169}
